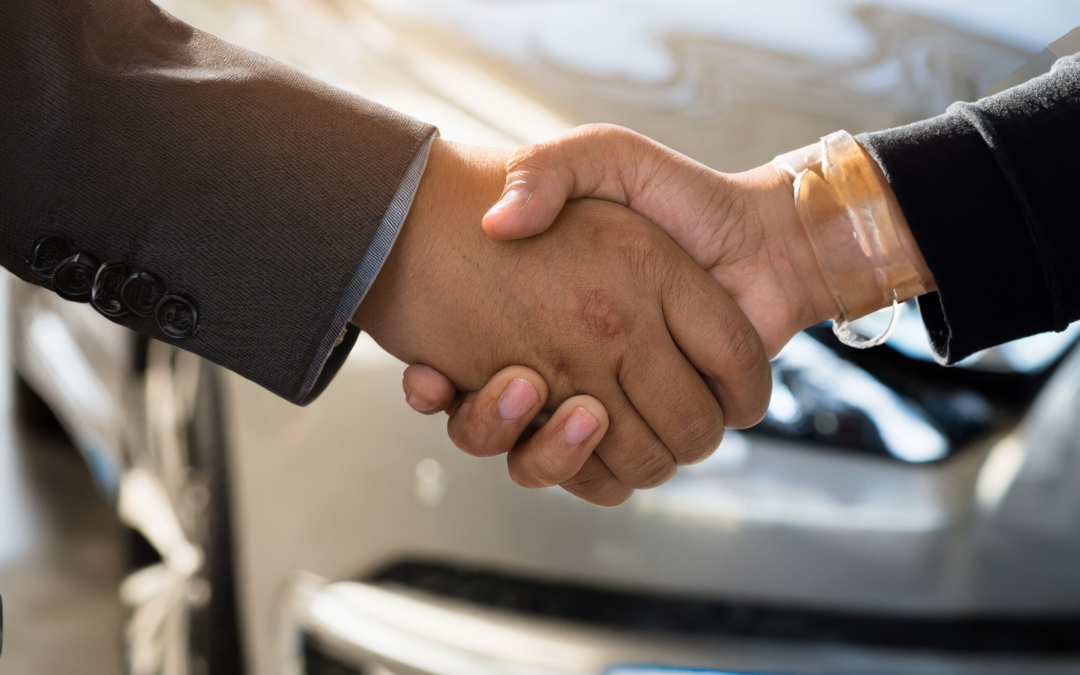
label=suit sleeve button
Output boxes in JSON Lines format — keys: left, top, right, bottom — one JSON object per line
{"left": 53, "top": 252, "right": 100, "bottom": 302}
{"left": 121, "top": 271, "right": 166, "bottom": 317}
{"left": 91, "top": 263, "right": 129, "bottom": 317}
{"left": 29, "top": 235, "right": 72, "bottom": 280}
{"left": 156, "top": 294, "right": 198, "bottom": 339}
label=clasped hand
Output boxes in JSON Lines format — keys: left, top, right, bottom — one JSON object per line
{"left": 355, "top": 127, "right": 837, "bottom": 505}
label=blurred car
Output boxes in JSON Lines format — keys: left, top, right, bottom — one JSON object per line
{"left": 10, "top": 1, "right": 1080, "bottom": 674}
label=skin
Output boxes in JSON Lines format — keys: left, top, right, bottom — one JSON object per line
{"left": 403, "top": 125, "right": 937, "bottom": 497}
{"left": 353, "top": 138, "right": 772, "bottom": 506}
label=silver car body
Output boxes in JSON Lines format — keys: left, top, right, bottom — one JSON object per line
{"left": 11, "top": 1, "right": 1080, "bottom": 674}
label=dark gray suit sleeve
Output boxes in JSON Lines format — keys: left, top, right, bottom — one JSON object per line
{"left": 857, "top": 50, "right": 1080, "bottom": 366}
{"left": 1, "top": 0, "right": 437, "bottom": 405}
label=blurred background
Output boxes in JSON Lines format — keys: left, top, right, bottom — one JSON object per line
{"left": 3, "top": 1, "right": 1080, "bottom": 674}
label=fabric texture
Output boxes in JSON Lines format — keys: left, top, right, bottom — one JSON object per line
{"left": 297, "top": 135, "right": 434, "bottom": 404}
{"left": 1, "top": 0, "right": 437, "bottom": 404}
{"left": 858, "top": 51, "right": 1080, "bottom": 365}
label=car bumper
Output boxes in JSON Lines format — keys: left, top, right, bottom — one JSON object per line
{"left": 283, "top": 576, "right": 1080, "bottom": 675}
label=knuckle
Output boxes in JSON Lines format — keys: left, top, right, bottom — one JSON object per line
{"left": 452, "top": 408, "right": 496, "bottom": 457}
{"left": 745, "top": 367, "right": 773, "bottom": 427}
{"left": 508, "top": 453, "right": 563, "bottom": 489}
{"left": 721, "top": 330, "right": 772, "bottom": 429}
{"left": 585, "top": 123, "right": 634, "bottom": 142}
{"left": 671, "top": 410, "right": 725, "bottom": 465}
{"left": 575, "top": 289, "right": 636, "bottom": 344}
{"left": 506, "top": 135, "right": 569, "bottom": 175}
{"left": 617, "top": 440, "right": 677, "bottom": 489}
{"left": 630, "top": 233, "right": 670, "bottom": 280}
{"left": 504, "top": 151, "right": 548, "bottom": 182}
{"left": 507, "top": 459, "right": 541, "bottom": 488}
{"left": 461, "top": 414, "right": 487, "bottom": 448}
{"left": 728, "top": 323, "right": 767, "bottom": 375}
{"left": 598, "top": 224, "right": 667, "bottom": 287}
{"left": 561, "top": 474, "right": 632, "bottom": 506}
{"left": 622, "top": 224, "right": 664, "bottom": 256}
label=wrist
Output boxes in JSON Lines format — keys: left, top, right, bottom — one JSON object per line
{"left": 723, "top": 164, "right": 842, "bottom": 352}
{"left": 750, "top": 164, "right": 846, "bottom": 330}
{"left": 353, "top": 139, "right": 510, "bottom": 331}
{"left": 771, "top": 132, "right": 934, "bottom": 337}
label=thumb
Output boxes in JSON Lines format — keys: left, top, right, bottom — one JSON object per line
{"left": 482, "top": 160, "right": 580, "bottom": 241}
{"left": 482, "top": 176, "right": 570, "bottom": 240}
{"left": 485, "top": 125, "right": 734, "bottom": 269}
{"left": 482, "top": 124, "right": 639, "bottom": 240}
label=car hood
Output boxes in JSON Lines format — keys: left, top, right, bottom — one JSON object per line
{"left": 358, "top": 0, "right": 1074, "bottom": 168}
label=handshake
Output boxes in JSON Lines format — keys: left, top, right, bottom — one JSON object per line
{"left": 353, "top": 124, "right": 932, "bottom": 505}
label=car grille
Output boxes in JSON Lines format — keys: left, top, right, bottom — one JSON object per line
{"left": 370, "top": 560, "right": 1080, "bottom": 653}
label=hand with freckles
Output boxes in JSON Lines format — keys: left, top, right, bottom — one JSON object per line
{"left": 400, "top": 125, "right": 931, "bottom": 499}
{"left": 355, "top": 137, "right": 772, "bottom": 505}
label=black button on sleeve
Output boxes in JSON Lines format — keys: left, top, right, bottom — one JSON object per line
{"left": 53, "top": 252, "right": 100, "bottom": 302}
{"left": 155, "top": 294, "right": 198, "bottom": 339}
{"left": 91, "top": 263, "right": 129, "bottom": 317}
{"left": 29, "top": 235, "right": 72, "bottom": 280}
{"left": 121, "top": 271, "right": 167, "bottom": 317}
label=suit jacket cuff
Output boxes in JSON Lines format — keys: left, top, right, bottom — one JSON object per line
{"left": 296, "top": 134, "right": 435, "bottom": 405}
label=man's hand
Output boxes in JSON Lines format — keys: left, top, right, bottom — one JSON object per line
{"left": 479, "top": 124, "right": 935, "bottom": 355}
{"left": 480, "top": 124, "right": 842, "bottom": 356}
{"left": 354, "top": 138, "right": 772, "bottom": 505}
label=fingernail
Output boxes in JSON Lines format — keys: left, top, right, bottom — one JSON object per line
{"left": 491, "top": 185, "right": 530, "bottom": 212}
{"left": 497, "top": 378, "right": 538, "bottom": 421}
{"left": 564, "top": 406, "right": 599, "bottom": 445}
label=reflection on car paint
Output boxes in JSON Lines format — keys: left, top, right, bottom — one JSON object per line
{"left": 760, "top": 332, "right": 948, "bottom": 463}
